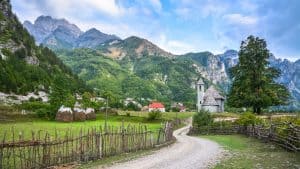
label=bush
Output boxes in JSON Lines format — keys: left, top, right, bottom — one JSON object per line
{"left": 17, "top": 101, "right": 50, "bottom": 111}
{"left": 171, "top": 107, "right": 180, "bottom": 112}
{"left": 236, "top": 112, "right": 262, "bottom": 126}
{"left": 148, "top": 111, "right": 162, "bottom": 121}
{"left": 192, "top": 110, "right": 213, "bottom": 127}
{"left": 36, "top": 108, "right": 51, "bottom": 119}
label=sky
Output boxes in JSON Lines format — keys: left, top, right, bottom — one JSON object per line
{"left": 11, "top": 0, "right": 300, "bottom": 61}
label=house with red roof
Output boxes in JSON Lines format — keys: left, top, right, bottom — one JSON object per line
{"left": 148, "top": 102, "right": 165, "bottom": 112}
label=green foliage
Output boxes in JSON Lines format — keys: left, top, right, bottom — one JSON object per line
{"left": 192, "top": 110, "right": 213, "bottom": 127}
{"left": 125, "top": 102, "right": 141, "bottom": 111}
{"left": 0, "top": 2, "right": 87, "bottom": 96}
{"left": 147, "top": 111, "right": 162, "bottom": 121}
{"left": 236, "top": 112, "right": 262, "bottom": 126}
{"left": 228, "top": 35, "right": 290, "bottom": 114}
{"left": 49, "top": 75, "right": 77, "bottom": 118}
{"left": 54, "top": 48, "right": 199, "bottom": 109}
{"left": 171, "top": 107, "right": 180, "bottom": 112}
{"left": 17, "top": 101, "right": 50, "bottom": 111}
{"left": 82, "top": 92, "right": 93, "bottom": 107}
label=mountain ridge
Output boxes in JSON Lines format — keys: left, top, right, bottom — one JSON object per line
{"left": 24, "top": 15, "right": 300, "bottom": 110}
{"left": 23, "top": 15, "right": 120, "bottom": 49}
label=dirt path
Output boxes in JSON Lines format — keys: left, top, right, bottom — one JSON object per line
{"left": 99, "top": 123, "right": 224, "bottom": 169}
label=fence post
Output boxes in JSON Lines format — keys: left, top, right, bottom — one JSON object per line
{"left": 121, "top": 120, "right": 125, "bottom": 152}
{"left": 157, "top": 128, "right": 161, "bottom": 145}
{"left": 0, "top": 131, "right": 6, "bottom": 169}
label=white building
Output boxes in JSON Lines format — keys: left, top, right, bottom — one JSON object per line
{"left": 196, "top": 78, "right": 225, "bottom": 113}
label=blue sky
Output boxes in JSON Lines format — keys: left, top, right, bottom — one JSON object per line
{"left": 11, "top": 0, "right": 300, "bottom": 61}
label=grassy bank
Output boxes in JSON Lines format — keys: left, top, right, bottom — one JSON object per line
{"left": 201, "top": 135, "right": 300, "bottom": 169}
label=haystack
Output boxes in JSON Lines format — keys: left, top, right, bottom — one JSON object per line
{"left": 85, "top": 108, "right": 96, "bottom": 120}
{"left": 56, "top": 106, "right": 73, "bottom": 122}
{"left": 73, "top": 108, "right": 86, "bottom": 121}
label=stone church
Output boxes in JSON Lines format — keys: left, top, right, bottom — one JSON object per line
{"left": 196, "top": 78, "right": 225, "bottom": 113}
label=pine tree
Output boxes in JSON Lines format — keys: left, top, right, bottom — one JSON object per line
{"left": 227, "top": 35, "right": 290, "bottom": 114}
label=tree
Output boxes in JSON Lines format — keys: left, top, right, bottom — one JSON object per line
{"left": 227, "top": 35, "right": 290, "bottom": 114}
{"left": 49, "top": 74, "right": 74, "bottom": 118}
{"left": 82, "top": 91, "right": 93, "bottom": 108}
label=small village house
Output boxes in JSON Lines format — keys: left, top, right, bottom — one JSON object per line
{"left": 148, "top": 102, "right": 165, "bottom": 112}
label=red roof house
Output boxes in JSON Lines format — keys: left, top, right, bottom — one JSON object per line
{"left": 148, "top": 102, "right": 165, "bottom": 112}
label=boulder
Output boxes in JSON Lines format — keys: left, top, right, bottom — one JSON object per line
{"left": 85, "top": 108, "right": 96, "bottom": 120}
{"left": 73, "top": 108, "right": 86, "bottom": 121}
{"left": 56, "top": 106, "right": 73, "bottom": 122}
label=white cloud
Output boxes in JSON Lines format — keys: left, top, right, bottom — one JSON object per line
{"left": 223, "top": 13, "right": 258, "bottom": 25}
{"left": 155, "top": 34, "right": 197, "bottom": 54}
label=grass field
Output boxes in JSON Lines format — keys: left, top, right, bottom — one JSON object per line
{"left": 201, "top": 135, "right": 300, "bottom": 169}
{"left": 0, "top": 111, "right": 194, "bottom": 141}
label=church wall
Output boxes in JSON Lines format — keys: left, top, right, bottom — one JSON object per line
{"left": 215, "top": 99, "right": 224, "bottom": 112}
{"left": 202, "top": 105, "right": 219, "bottom": 113}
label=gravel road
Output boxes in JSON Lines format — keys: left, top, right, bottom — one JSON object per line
{"left": 100, "top": 123, "right": 224, "bottom": 169}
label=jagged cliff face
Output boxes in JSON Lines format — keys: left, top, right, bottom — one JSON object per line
{"left": 269, "top": 56, "right": 300, "bottom": 109}
{"left": 24, "top": 16, "right": 82, "bottom": 44}
{"left": 183, "top": 52, "right": 229, "bottom": 88}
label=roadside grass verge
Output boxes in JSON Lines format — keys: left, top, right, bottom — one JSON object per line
{"left": 201, "top": 135, "right": 300, "bottom": 169}
{"left": 76, "top": 146, "right": 159, "bottom": 169}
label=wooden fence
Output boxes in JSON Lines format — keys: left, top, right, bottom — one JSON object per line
{"left": 0, "top": 122, "right": 174, "bottom": 169}
{"left": 189, "top": 122, "right": 300, "bottom": 152}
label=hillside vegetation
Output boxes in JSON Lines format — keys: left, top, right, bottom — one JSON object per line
{"left": 0, "top": 0, "right": 86, "bottom": 95}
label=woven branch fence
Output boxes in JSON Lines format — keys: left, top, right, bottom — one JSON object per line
{"left": 0, "top": 122, "right": 174, "bottom": 169}
{"left": 189, "top": 122, "right": 300, "bottom": 152}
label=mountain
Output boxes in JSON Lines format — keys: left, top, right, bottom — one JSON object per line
{"left": 0, "top": 0, "right": 85, "bottom": 95}
{"left": 76, "top": 28, "right": 120, "bottom": 48}
{"left": 23, "top": 16, "right": 120, "bottom": 49}
{"left": 25, "top": 16, "right": 300, "bottom": 110}
{"left": 23, "top": 16, "right": 82, "bottom": 44}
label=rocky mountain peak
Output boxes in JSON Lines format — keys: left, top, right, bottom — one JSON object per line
{"left": 23, "top": 15, "right": 82, "bottom": 44}
{"left": 24, "top": 16, "right": 121, "bottom": 49}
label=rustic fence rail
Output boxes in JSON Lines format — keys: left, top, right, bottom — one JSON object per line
{"left": 189, "top": 122, "right": 300, "bottom": 152}
{"left": 0, "top": 122, "right": 174, "bottom": 169}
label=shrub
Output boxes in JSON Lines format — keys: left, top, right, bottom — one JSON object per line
{"left": 236, "top": 112, "right": 262, "bottom": 126}
{"left": 171, "top": 107, "right": 180, "bottom": 112}
{"left": 148, "top": 110, "right": 162, "bottom": 120}
{"left": 36, "top": 108, "right": 52, "bottom": 119}
{"left": 125, "top": 102, "right": 141, "bottom": 111}
{"left": 192, "top": 110, "right": 213, "bottom": 128}
{"left": 17, "top": 101, "right": 50, "bottom": 111}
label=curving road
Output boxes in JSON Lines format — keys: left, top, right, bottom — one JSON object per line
{"left": 100, "top": 123, "right": 224, "bottom": 169}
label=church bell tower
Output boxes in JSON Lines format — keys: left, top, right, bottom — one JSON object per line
{"left": 196, "top": 78, "right": 204, "bottom": 112}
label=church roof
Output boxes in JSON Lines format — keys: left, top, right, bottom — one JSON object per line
{"left": 202, "top": 95, "right": 219, "bottom": 106}
{"left": 197, "top": 78, "right": 204, "bottom": 85}
{"left": 204, "top": 86, "right": 224, "bottom": 100}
